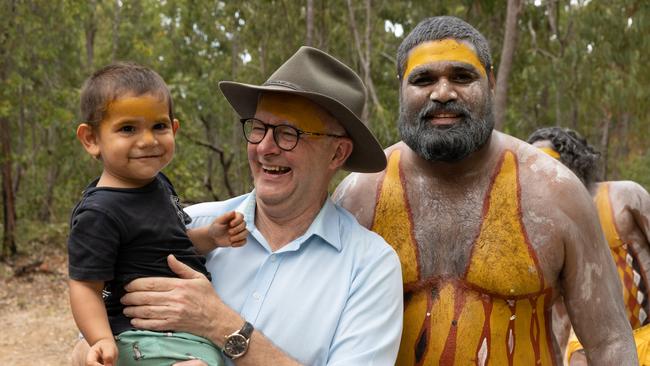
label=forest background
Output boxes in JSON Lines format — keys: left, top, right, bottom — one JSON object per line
{"left": 0, "top": 0, "right": 648, "bottom": 363}
{"left": 0, "top": 0, "right": 648, "bottom": 258}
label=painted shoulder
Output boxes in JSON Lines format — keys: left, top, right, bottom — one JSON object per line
{"left": 607, "top": 180, "right": 650, "bottom": 197}
{"left": 334, "top": 142, "right": 406, "bottom": 228}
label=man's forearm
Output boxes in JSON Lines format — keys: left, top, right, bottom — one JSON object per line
{"left": 585, "top": 336, "right": 638, "bottom": 365}
{"left": 231, "top": 331, "right": 302, "bottom": 366}
{"left": 203, "top": 299, "right": 301, "bottom": 366}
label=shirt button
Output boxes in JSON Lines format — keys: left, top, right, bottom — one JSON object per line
{"left": 270, "top": 255, "right": 277, "bottom": 262}
{"left": 253, "top": 292, "right": 261, "bottom": 300}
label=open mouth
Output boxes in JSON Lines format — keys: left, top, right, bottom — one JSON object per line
{"left": 423, "top": 111, "right": 465, "bottom": 127}
{"left": 262, "top": 165, "right": 291, "bottom": 175}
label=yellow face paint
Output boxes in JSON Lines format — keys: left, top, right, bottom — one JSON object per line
{"left": 538, "top": 147, "right": 560, "bottom": 159}
{"left": 105, "top": 94, "right": 171, "bottom": 124}
{"left": 404, "top": 39, "right": 486, "bottom": 78}
{"left": 257, "top": 93, "right": 328, "bottom": 133}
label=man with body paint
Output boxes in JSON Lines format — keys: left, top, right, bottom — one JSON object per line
{"left": 72, "top": 47, "right": 403, "bottom": 366}
{"left": 334, "top": 16, "right": 636, "bottom": 365}
{"left": 529, "top": 126, "right": 650, "bottom": 365}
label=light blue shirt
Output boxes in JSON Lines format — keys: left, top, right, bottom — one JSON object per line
{"left": 185, "top": 191, "right": 403, "bottom": 366}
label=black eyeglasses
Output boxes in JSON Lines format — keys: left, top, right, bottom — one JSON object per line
{"left": 240, "top": 118, "right": 346, "bottom": 151}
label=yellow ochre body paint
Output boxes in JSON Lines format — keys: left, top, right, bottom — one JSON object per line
{"left": 404, "top": 39, "right": 486, "bottom": 78}
{"left": 372, "top": 150, "right": 555, "bottom": 365}
{"left": 595, "top": 183, "right": 647, "bottom": 329}
{"left": 257, "top": 93, "right": 328, "bottom": 133}
{"left": 538, "top": 147, "right": 560, "bottom": 160}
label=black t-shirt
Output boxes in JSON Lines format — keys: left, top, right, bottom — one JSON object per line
{"left": 68, "top": 173, "right": 211, "bottom": 334}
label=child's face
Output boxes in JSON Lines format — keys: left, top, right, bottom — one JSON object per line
{"left": 87, "top": 93, "right": 178, "bottom": 188}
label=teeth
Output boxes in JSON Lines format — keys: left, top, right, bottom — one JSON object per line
{"left": 435, "top": 113, "right": 457, "bottom": 118}
{"left": 262, "top": 165, "right": 289, "bottom": 172}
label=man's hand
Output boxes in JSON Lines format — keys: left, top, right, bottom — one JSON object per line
{"left": 209, "top": 211, "right": 248, "bottom": 247}
{"left": 86, "top": 338, "right": 118, "bottom": 366}
{"left": 121, "top": 255, "right": 232, "bottom": 346}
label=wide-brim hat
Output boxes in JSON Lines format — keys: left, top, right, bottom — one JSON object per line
{"left": 219, "top": 46, "right": 386, "bottom": 173}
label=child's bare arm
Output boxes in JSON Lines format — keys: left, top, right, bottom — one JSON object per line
{"left": 187, "top": 211, "right": 248, "bottom": 255}
{"left": 69, "top": 279, "right": 118, "bottom": 365}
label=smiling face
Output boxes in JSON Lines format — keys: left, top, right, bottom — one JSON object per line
{"left": 398, "top": 39, "right": 494, "bottom": 162}
{"left": 77, "top": 93, "right": 179, "bottom": 188}
{"left": 248, "top": 93, "right": 351, "bottom": 210}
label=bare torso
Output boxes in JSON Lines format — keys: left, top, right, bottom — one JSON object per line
{"left": 334, "top": 131, "right": 635, "bottom": 365}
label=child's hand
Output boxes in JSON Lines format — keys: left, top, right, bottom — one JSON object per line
{"left": 208, "top": 211, "right": 248, "bottom": 247}
{"left": 86, "top": 338, "right": 118, "bottom": 366}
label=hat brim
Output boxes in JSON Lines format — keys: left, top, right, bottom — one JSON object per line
{"left": 219, "top": 81, "right": 386, "bottom": 173}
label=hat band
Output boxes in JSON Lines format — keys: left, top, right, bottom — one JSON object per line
{"left": 263, "top": 80, "right": 302, "bottom": 91}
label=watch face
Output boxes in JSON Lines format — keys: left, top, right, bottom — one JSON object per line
{"left": 224, "top": 334, "right": 248, "bottom": 358}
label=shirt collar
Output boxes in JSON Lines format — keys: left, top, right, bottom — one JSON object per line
{"left": 236, "top": 191, "right": 342, "bottom": 253}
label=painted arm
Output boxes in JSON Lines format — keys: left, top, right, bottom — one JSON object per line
{"left": 626, "top": 181, "right": 650, "bottom": 244}
{"left": 559, "top": 182, "right": 638, "bottom": 364}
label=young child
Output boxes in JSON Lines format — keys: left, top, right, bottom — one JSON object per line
{"left": 68, "top": 62, "right": 246, "bottom": 366}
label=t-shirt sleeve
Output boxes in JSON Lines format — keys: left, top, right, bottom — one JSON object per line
{"left": 68, "top": 207, "right": 122, "bottom": 282}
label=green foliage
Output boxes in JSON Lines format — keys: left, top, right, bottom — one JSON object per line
{"left": 0, "top": 0, "right": 648, "bottom": 241}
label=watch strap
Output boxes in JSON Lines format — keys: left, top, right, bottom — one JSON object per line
{"left": 239, "top": 321, "right": 254, "bottom": 339}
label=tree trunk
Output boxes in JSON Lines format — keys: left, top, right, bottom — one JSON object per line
{"left": 38, "top": 127, "right": 60, "bottom": 222}
{"left": 599, "top": 109, "right": 611, "bottom": 181}
{"left": 38, "top": 164, "right": 59, "bottom": 223}
{"left": 85, "top": 0, "right": 97, "bottom": 73}
{"left": 111, "top": 0, "right": 122, "bottom": 61}
{"left": 0, "top": 1, "right": 17, "bottom": 258}
{"left": 1, "top": 116, "right": 17, "bottom": 258}
{"left": 305, "top": 0, "right": 314, "bottom": 46}
{"left": 345, "top": 0, "right": 381, "bottom": 123}
{"left": 494, "top": 0, "right": 523, "bottom": 130}
{"left": 230, "top": 28, "right": 246, "bottom": 194}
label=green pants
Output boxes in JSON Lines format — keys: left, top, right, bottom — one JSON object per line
{"left": 116, "top": 330, "right": 224, "bottom": 366}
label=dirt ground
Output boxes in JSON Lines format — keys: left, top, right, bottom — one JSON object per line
{"left": 0, "top": 246, "right": 78, "bottom": 366}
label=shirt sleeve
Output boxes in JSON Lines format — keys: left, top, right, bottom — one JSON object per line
{"left": 326, "top": 242, "right": 404, "bottom": 366}
{"left": 68, "top": 207, "right": 122, "bottom": 281}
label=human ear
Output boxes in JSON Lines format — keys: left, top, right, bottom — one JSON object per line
{"left": 329, "top": 138, "right": 353, "bottom": 170}
{"left": 76, "top": 123, "right": 101, "bottom": 159}
{"left": 172, "top": 119, "right": 180, "bottom": 135}
{"left": 488, "top": 67, "right": 496, "bottom": 92}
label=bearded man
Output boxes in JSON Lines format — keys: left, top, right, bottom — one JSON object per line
{"left": 334, "top": 16, "right": 636, "bottom": 365}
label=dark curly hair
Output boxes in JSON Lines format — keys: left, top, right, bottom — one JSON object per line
{"left": 527, "top": 127, "right": 601, "bottom": 186}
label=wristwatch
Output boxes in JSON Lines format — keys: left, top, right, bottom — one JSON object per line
{"left": 223, "top": 321, "right": 254, "bottom": 359}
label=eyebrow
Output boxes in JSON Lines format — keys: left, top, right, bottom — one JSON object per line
{"left": 408, "top": 61, "right": 481, "bottom": 78}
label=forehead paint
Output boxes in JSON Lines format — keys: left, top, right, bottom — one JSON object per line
{"left": 257, "top": 93, "right": 327, "bottom": 132}
{"left": 538, "top": 147, "right": 560, "bottom": 159}
{"left": 105, "top": 94, "right": 170, "bottom": 122}
{"left": 404, "top": 39, "right": 486, "bottom": 78}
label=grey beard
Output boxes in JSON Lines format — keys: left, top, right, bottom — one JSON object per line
{"left": 399, "top": 100, "right": 494, "bottom": 162}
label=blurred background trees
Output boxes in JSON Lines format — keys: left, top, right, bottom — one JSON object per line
{"left": 0, "top": 0, "right": 648, "bottom": 257}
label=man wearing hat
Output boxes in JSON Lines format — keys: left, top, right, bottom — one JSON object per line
{"left": 113, "top": 47, "right": 403, "bottom": 366}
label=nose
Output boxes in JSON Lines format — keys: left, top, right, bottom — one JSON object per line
{"left": 255, "top": 127, "right": 281, "bottom": 155}
{"left": 137, "top": 130, "right": 158, "bottom": 148}
{"left": 429, "top": 78, "right": 458, "bottom": 103}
